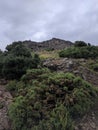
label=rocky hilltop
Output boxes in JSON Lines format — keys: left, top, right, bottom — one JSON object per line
{"left": 23, "top": 38, "right": 73, "bottom": 51}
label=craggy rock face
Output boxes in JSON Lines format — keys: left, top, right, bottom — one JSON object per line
{"left": 0, "top": 83, "right": 12, "bottom": 130}
{"left": 43, "top": 58, "right": 98, "bottom": 87}
{"left": 23, "top": 38, "right": 73, "bottom": 51}
{"left": 43, "top": 58, "right": 76, "bottom": 71}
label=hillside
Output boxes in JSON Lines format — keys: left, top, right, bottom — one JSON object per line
{"left": 43, "top": 58, "right": 98, "bottom": 130}
{"left": 0, "top": 39, "right": 98, "bottom": 130}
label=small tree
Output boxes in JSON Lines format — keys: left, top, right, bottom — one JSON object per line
{"left": 32, "top": 54, "right": 40, "bottom": 68}
{"left": 6, "top": 41, "right": 23, "bottom": 52}
{"left": 3, "top": 43, "right": 40, "bottom": 79}
{"left": 6, "top": 41, "right": 31, "bottom": 57}
{"left": 2, "top": 55, "right": 33, "bottom": 79}
{"left": 74, "top": 41, "right": 87, "bottom": 47}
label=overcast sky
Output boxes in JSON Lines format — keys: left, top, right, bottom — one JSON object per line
{"left": 0, "top": 0, "right": 98, "bottom": 50}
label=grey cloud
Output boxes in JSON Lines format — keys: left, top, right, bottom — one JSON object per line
{"left": 0, "top": 0, "right": 98, "bottom": 50}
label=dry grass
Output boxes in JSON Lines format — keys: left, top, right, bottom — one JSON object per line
{"left": 37, "top": 50, "right": 59, "bottom": 60}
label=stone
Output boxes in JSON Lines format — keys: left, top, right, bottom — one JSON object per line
{"left": 90, "top": 122, "right": 96, "bottom": 129}
{"left": 23, "top": 38, "right": 73, "bottom": 51}
{"left": 0, "top": 85, "right": 12, "bottom": 130}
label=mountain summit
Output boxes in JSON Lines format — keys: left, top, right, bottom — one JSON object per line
{"left": 23, "top": 38, "right": 73, "bottom": 51}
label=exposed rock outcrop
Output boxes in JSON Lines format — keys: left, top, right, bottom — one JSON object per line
{"left": 43, "top": 58, "right": 98, "bottom": 87}
{"left": 23, "top": 38, "right": 73, "bottom": 51}
{"left": 0, "top": 82, "right": 12, "bottom": 130}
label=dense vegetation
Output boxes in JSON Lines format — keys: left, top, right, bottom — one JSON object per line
{"left": 7, "top": 68, "right": 98, "bottom": 130}
{"left": 0, "top": 40, "right": 98, "bottom": 130}
{"left": 74, "top": 41, "right": 90, "bottom": 47}
{"left": 0, "top": 42, "right": 40, "bottom": 79}
{"left": 59, "top": 42, "right": 98, "bottom": 58}
{"left": 0, "top": 50, "right": 4, "bottom": 77}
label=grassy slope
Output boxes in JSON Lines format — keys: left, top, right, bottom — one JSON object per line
{"left": 36, "top": 50, "right": 59, "bottom": 60}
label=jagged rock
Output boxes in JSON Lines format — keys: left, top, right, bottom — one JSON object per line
{"left": 43, "top": 58, "right": 80, "bottom": 73}
{"left": 0, "top": 84, "right": 12, "bottom": 130}
{"left": 23, "top": 38, "right": 73, "bottom": 51}
{"left": 43, "top": 58, "right": 98, "bottom": 86}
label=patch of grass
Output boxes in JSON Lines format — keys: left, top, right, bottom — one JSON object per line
{"left": 85, "top": 59, "right": 98, "bottom": 72}
{"left": 37, "top": 50, "right": 59, "bottom": 60}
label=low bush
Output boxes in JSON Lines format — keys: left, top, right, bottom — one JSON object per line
{"left": 91, "top": 63, "right": 98, "bottom": 72}
{"left": 1, "top": 43, "right": 40, "bottom": 79}
{"left": 2, "top": 55, "right": 33, "bottom": 79}
{"left": 59, "top": 46, "right": 98, "bottom": 59}
{"left": 74, "top": 41, "right": 88, "bottom": 47}
{"left": 0, "top": 51, "right": 4, "bottom": 77}
{"left": 8, "top": 68, "right": 98, "bottom": 130}
{"left": 32, "top": 104, "right": 74, "bottom": 130}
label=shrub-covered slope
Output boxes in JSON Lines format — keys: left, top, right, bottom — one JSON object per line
{"left": 59, "top": 45, "right": 98, "bottom": 59}
{"left": 0, "top": 43, "right": 40, "bottom": 79}
{"left": 7, "top": 68, "right": 98, "bottom": 130}
{"left": 0, "top": 39, "right": 98, "bottom": 130}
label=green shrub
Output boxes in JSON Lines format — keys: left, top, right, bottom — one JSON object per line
{"left": 0, "top": 51, "right": 4, "bottom": 77}
{"left": 6, "top": 80, "right": 17, "bottom": 92}
{"left": 2, "top": 55, "right": 33, "bottom": 79}
{"left": 32, "top": 54, "right": 40, "bottom": 68}
{"left": 91, "top": 63, "right": 98, "bottom": 72}
{"left": 21, "top": 68, "right": 50, "bottom": 83}
{"left": 32, "top": 105, "right": 74, "bottom": 130}
{"left": 9, "top": 96, "right": 27, "bottom": 130}
{"left": 74, "top": 41, "right": 87, "bottom": 47}
{"left": 2, "top": 43, "right": 40, "bottom": 79}
{"left": 59, "top": 46, "right": 98, "bottom": 59}
{"left": 45, "top": 48, "right": 54, "bottom": 51}
{"left": 8, "top": 68, "right": 98, "bottom": 130}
